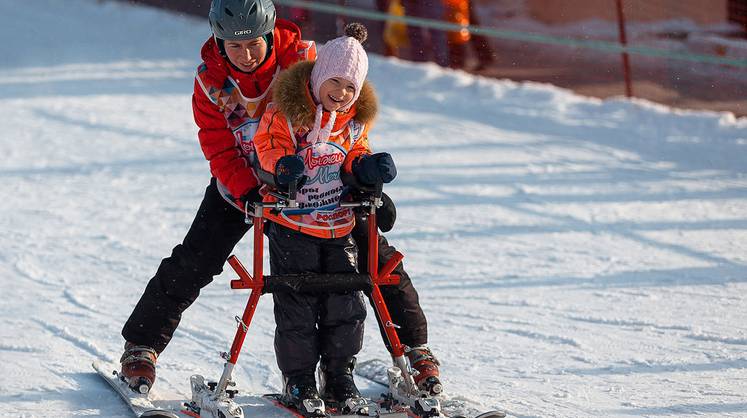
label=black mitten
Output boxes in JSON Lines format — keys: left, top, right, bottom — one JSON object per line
{"left": 275, "top": 155, "right": 305, "bottom": 186}
{"left": 376, "top": 192, "right": 396, "bottom": 232}
{"left": 352, "top": 152, "right": 397, "bottom": 185}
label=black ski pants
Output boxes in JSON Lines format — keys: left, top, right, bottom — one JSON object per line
{"left": 266, "top": 222, "right": 365, "bottom": 377}
{"left": 122, "top": 178, "right": 428, "bottom": 354}
{"left": 352, "top": 219, "right": 428, "bottom": 351}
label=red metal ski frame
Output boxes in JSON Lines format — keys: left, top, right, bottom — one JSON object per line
{"left": 225, "top": 197, "right": 407, "bottom": 368}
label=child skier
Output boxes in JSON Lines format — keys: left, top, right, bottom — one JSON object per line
{"left": 119, "top": 0, "right": 442, "bottom": 398}
{"left": 252, "top": 23, "right": 395, "bottom": 411}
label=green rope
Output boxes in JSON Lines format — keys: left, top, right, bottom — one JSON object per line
{"left": 274, "top": 0, "right": 747, "bottom": 68}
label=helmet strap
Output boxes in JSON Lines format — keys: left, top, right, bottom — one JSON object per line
{"left": 255, "top": 32, "right": 275, "bottom": 70}
{"left": 215, "top": 36, "right": 228, "bottom": 59}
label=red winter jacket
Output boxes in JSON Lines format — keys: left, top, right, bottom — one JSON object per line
{"left": 192, "top": 19, "right": 316, "bottom": 202}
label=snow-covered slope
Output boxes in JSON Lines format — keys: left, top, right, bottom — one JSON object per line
{"left": 1, "top": 1, "right": 746, "bottom": 417}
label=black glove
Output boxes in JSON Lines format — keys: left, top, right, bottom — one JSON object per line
{"left": 376, "top": 192, "right": 396, "bottom": 232}
{"left": 239, "top": 186, "right": 263, "bottom": 205}
{"left": 275, "top": 155, "right": 305, "bottom": 186}
{"left": 347, "top": 189, "right": 397, "bottom": 233}
{"left": 234, "top": 186, "right": 262, "bottom": 211}
{"left": 353, "top": 152, "right": 397, "bottom": 186}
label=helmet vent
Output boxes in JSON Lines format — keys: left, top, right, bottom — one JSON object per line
{"left": 224, "top": 8, "right": 234, "bottom": 17}
{"left": 249, "top": 3, "right": 257, "bottom": 15}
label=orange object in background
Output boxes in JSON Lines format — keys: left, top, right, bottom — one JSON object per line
{"left": 443, "top": 0, "right": 471, "bottom": 44}
{"left": 384, "top": 0, "right": 409, "bottom": 51}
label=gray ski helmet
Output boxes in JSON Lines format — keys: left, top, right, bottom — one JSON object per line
{"left": 209, "top": 0, "right": 276, "bottom": 41}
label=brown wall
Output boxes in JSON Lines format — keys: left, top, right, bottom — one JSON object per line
{"left": 123, "top": 0, "right": 211, "bottom": 17}
{"left": 527, "top": 0, "right": 728, "bottom": 25}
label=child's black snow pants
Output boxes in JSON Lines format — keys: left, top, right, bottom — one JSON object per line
{"left": 266, "top": 222, "right": 366, "bottom": 377}
{"left": 122, "top": 178, "right": 429, "bottom": 354}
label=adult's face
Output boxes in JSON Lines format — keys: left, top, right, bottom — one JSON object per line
{"left": 224, "top": 37, "right": 268, "bottom": 73}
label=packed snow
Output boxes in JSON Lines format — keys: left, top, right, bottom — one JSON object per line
{"left": 1, "top": 1, "right": 746, "bottom": 417}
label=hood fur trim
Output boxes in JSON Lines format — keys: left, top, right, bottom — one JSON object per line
{"left": 273, "top": 60, "right": 377, "bottom": 127}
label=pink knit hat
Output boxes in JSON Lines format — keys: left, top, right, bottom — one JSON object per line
{"left": 311, "top": 23, "right": 369, "bottom": 111}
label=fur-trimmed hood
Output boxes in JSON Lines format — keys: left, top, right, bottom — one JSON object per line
{"left": 272, "top": 60, "right": 377, "bottom": 129}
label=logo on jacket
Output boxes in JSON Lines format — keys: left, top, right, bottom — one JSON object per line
{"left": 304, "top": 148, "right": 344, "bottom": 170}
{"left": 349, "top": 120, "right": 364, "bottom": 141}
{"left": 314, "top": 208, "right": 352, "bottom": 223}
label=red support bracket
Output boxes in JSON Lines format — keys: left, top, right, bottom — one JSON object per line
{"left": 376, "top": 251, "right": 404, "bottom": 286}
{"left": 228, "top": 255, "right": 260, "bottom": 290}
{"left": 376, "top": 274, "right": 401, "bottom": 286}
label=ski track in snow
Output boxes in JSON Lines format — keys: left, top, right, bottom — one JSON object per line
{"left": 686, "top": 334, "right": 747, "bottom": 346}
{"left": 1, "top": 1, "right": 746, "bottom": 417}
{"left": 565, "top": 315, "right": 693, "bottom": 332}
{"left": 36, "top": 320, "right": 114, "bottom": 363}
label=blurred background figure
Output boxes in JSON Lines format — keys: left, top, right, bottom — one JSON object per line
{"left": 465, "top": 0, "right": 495, "bottom": 70}
{"left": 282, "top": 0, "right": 392, "bottom": 56}
{"left": 401, "top": 0, "right": 449, "bottom": 66}
{"left": 273, "top": 0, "right": 494, "bottom": 69}
{"left": 309, "top": 0, "right": 344, "bottom": 42}
{"left": 444, "top": 0, "right": 495, "bottom": 70}
{"left": 372, "top": 0, "right": 396, "bottom": 56}
{"left": 382, "top": 0, "right": 408, "bottom": 56}
{"left": 282, "top": 6, "right": 312, "bottom": 32}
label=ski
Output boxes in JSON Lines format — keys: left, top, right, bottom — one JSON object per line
{"left": 92, "top": 360, "right": 190, "bottom": 418}
{"left": 96, "top": 359, "right": 409, "bottom": 418}
{"left": 263, "top": 393, "right": 409, "bottom": 418}
{"left": 355, "top": 359, "right": 507, "bottom": 418}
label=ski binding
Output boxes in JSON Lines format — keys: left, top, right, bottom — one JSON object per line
{"left": 185, "top": 374, "right": 244, "bottom": 418}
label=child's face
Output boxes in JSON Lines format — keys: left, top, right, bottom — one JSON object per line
{"left": 224, "top": 37, "right": 268, "bottom": 73}
{"left": 318, "top": 77, "right": 356, "bottom": 112}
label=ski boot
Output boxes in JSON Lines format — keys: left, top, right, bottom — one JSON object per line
{"left": 119, "top": 342, "right": 158, "bottom": 394}
{"left": 319, "top": 357, "right": 370, "bottom": 415}
{"left": 406, "top": 346, "right": 442, "bottom": 396}
{"left": 282, "top": 373, "right": 326, "bottom": 417}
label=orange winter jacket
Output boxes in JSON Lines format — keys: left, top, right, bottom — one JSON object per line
{"left": 254, "top": 61, "right": 378, "bottom": 239}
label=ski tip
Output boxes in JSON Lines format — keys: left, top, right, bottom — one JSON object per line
{"left": 448, "top": 410, "right": 507, "bottom": 418}
{"left": 140, "top": 410, "right": 180, "bottom": 418}
{"left": 473, "top": 411, "right": 507, "bottom": 418}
